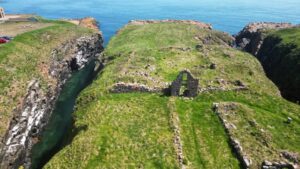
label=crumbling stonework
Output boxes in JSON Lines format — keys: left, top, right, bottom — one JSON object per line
{"left": 168, "top": 99, "right": 186, "bottom": 169}
{"left": 262, "top": 160, "right": 295, "bottom": 169}
{"left": 213, "top": 102, "right": 252, "bottom": 168}
{"left": 199, "top": 85, "right": 248, "bottom": 93}
{"left": 110, "top": 70, "right": 199, "bottom": 97}
{"left": 212, "top": 102, "right": 298, "bottom": 169}
{"left": 281, "top": 151, "right": 299, "bottom": 164}
{"left": 171, "top": 70, "right": 199, "bottom": 97}
{"left": 110, "top": 82, "right": 162, "bottom": 93}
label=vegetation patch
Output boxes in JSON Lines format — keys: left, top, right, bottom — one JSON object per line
{"left": 43, "top": 22, "right": 299, "bottom": 168}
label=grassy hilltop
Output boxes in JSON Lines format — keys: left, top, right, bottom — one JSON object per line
{"left": 45, "top": 22, "right": 300, "bottom": 169}
{"left": 0, "top": 18, "right": 95, "bottom": 146}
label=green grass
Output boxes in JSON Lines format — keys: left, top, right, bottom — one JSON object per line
{"left": 45, "top": 22, "right": 300, "bottom": 168}
{"left": 46, "top": 94, "right": 179, "bottom": 169}
{"left": 0, "top": 19, "right": 95, "bottom": 144}
{"left": 89, "top": 23, "right": 278, "bottom": 95}
{"left": 174, "top": 98, "right": 240, "bottom": 168}
{"left": 195, "top": 92, "right": 300, "bottom": 169}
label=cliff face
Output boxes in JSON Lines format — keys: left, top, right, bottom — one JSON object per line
{"left": 236, "top": 22, "right": 300, "bottom": 102}
{"left": 235, "top": 22, "right": 293, "bottom": 55}
{"left": 257, "top": 28, "right": 300, "bottom": 102}
{"left": 0, "top": 34, "right": 103, "bottom": 169}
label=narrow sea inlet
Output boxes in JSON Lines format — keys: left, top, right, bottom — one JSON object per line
{"left": 30, "top": 60, "right": 99, "bottom": 169}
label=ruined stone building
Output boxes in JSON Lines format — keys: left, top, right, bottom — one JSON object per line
{"left": 171, "top": 70, "right": 199, "bottom": 97}
{"left": 0, "top": 8, "right": 5, "bottom": 19}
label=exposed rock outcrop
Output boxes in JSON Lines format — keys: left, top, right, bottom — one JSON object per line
{"left": 63, "top": 17, "right": 100, "bottom": 32}
{"left": 0, "top": 33, "right": 103, "bottom": 169}
{"left": 236, "top": 22, "right": 300, "bottom": 103}
{"left": 79, "top": 17, "right": 100, "bottom": 32}
{"left": 235, "top": 22, "right": 293, "bottom": 55}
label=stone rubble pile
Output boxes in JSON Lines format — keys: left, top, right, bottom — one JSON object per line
{"left": 262, "top": 160, "right": 296, "bottom": 169}
{"left": 170, "top": 110, "right": 186, "bottom": 169}
{"left": 281, "top": 151, "right": 299, "bottom": 164}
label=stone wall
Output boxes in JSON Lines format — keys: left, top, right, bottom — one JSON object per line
{"left": 212, "top": 103, "right": 252, "bottom": 169}
{"left": 171, "top": 70, "right": 199, "bottom": 97}
{"left": 110, "top": 82, "right": 162, "bottom": 93}
{"left": 262, "top": 160, "right": 295, "bottom": 169}
{"left": 213, "top": 102, "right": 298, "bottom": 169}
{"left": 110, "top": 70, "right": 199, "bottom": 97}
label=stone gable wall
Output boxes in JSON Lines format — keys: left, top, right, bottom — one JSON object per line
{"left": 171, "top": 70, "right": 199, "bottom": 97}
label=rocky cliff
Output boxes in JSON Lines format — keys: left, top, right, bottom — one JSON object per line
{"left": 0, "top": 33, "right": 103, "bottom": 169}
{"left": 235, "top": 22, "right": 293, "bottom": 55}
{"left": 236, "top": 22, "right": 300, "bottom": 102}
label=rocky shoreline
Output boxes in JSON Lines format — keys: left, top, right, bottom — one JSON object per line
{"left": 0, "top": 33, "right": 103, "bottom": 169}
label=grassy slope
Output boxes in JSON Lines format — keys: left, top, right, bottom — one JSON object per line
{"left": 258, "top": 27, "right": 300, "bottom": 102}
{"left": 46, "top": 23, "right": 300, "bottom": 169}
{"left": 0, "top": 19, "right": 95, "bottom": 142}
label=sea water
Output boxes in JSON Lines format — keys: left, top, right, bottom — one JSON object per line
{"left": 1, "top": 0, "right": 300, "bottom": 44}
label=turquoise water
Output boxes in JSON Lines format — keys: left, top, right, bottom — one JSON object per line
{"left": 1, "top": 0, "right": 300, "bottom": 44}
{"left": 30, "top": 61, "right": 99, "bottom": 169}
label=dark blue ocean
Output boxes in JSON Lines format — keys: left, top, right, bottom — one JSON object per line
{"left": 1, "top": 0, "right": 300, "bottom": 44}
